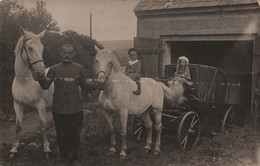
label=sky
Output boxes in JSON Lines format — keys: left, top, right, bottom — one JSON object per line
{"left": 21, "top": 0, "right": 139, "bottom": 41}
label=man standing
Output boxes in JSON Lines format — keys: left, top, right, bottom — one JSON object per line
{"left": 38, "top": 44, "right": 96, "bottom": 165}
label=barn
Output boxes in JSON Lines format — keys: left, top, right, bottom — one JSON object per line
{"left": 133, "top": 0, "right": 260, "bottom": 126}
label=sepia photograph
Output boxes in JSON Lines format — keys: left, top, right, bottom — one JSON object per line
{"left": 0, "top": 0, "right": 260, "bottom": 165}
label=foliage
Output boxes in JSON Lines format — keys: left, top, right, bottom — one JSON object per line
{"left": 61, "top": 30, "right": 97, "bottom": 77}
{"left": 0, "top": 0, "right": 97, "bottom": 120}
{"left": 28, "top": 1, "right": 60, "bottom": 33}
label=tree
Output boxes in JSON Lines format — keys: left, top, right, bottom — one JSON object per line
{"left": 0, "top": 1, "right": 29, "bottom": 120}
{"left": 28, "top": 1, "right": 60, "bottom": 33}
{"left": 0, "top": 1, "right": 98, "bottom": 120}
{"left": 0, "top": 0, "right": 60, "bottom": 120}
{"left": 61, "top": 30, "right": 97, "bottom": 78}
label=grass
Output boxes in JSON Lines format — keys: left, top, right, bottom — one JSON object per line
{"left": 1, "top": 105, "right": 260, "bottom": 166}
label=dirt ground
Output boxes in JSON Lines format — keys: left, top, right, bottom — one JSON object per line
{"left": 0, "top": 104, "right": 259, "bottom": 166}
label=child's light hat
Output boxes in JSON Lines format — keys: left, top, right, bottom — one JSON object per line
{"left": 177, "top": 56, "right": 189, "bottom": 64}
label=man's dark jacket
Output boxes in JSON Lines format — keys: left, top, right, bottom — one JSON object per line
{"left": 39, "top": 62, "right": 95, "bottom": 114}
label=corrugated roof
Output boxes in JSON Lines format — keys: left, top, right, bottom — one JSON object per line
{"left": 134, "top": 0, "right": 258, "bottom": 12}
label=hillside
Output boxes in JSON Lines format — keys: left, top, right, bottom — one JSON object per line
{"left": 100, "top": 40, "right": 133, "bottom": 50}
{"left": 99, "top": 40, "right": 133, "bottom": 67}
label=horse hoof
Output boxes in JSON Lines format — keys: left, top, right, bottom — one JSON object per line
{"left": 153, "top": 150, "right": 160, "bottom": 156}
{"left": 119, "top": 155, "right": 126, "bottom": 160}
{"left": 44, "top": 152, "right": 51, "bottom": 160}
{"left": 107, "top": 151, "right": 116, "bottom": 156}
{"left": 8, "top": 152, "right": 17, "bottom": 159}
{"left": 145, "top": 149, "right": 151, "bottom": 153}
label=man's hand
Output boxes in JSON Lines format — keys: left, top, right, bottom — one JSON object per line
{"left": 37, "top": 76, "right": 46, "bottom": 82}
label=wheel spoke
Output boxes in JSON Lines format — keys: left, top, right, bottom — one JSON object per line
{"left": 191, "top": 119, "right": 198, "bottom": 128}
{"left": 191, "top": 123, "right": 200, "bottom": 130}
{"left": 137, "top": 129, "right": 143, "bottom": 141}
{"left": 190, "top": 115, "right": 195, "bottom": 127}
{"left": 181, "top": 135, "right": 188, "bottom": 149}
{"left": 134, "top": 127, "right": 142, "bottom": 135}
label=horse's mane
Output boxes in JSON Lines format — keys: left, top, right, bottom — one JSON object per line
{"left": 15, "top": 36, "right": 24, "bottom": 58}
{"left": 110, "top": 52, "right": 121, "bottom": 73}
{"left": 99, "top": 49, "right": 122, "bottom": 73}
{"left": 15, "top": 31, "right": 36, "bottom": 58}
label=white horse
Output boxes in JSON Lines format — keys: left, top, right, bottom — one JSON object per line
{"left": 9, "top": 27, "right": 53, "bottom": 159}
{"left": 95, "top": 48, "right": 184, "bottom": 159}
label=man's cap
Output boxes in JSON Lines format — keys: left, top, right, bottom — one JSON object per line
{"left": 62, "top": 44, "right": 74, "bottom": 52}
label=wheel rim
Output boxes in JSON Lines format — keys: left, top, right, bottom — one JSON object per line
{"left": 178, "top": 111, "right": 200, "bottom": 150}
{"left": 221, "top": 107, "right": 235, "bottom": 132}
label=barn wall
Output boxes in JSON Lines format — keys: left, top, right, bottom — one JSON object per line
{"left": 137, "top": 11, "right": 260, "bottom": 39}
{"left": 134, "top": 37, "right": 162, "bottom": 78}
{"left": 135, "top": 3, "right": 260, "bottom": 125}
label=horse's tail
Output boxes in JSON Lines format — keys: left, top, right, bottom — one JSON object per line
{"left": 158, "top": 82, "right": 186, "bottom": 105}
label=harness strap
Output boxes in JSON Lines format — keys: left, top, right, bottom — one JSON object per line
{"left": 20, "top": 38, "right": 45, "bottom": 70}
{"left": 97, "top": 71, "right": 108, "bottom": 80}
{"left": 97, "top": 63, "right": 113, "bottom": 81}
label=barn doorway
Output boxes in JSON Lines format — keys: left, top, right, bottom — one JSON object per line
{"left": 170, "top": 41, "right": 253, "bottom": 114}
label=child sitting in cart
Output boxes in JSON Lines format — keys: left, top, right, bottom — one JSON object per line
{"left": 174, "top": 56, "right": 191, "bottom": 81}
{"left": 169, "top": 56, "right": 192, "bottom": 85}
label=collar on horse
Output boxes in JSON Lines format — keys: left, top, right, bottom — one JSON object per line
{"left": 20, "top": 38, "right": 45, "bottom": 71}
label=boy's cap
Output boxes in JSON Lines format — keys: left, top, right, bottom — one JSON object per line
{"left": 62, "top": 44, "right": 74, "bottom": 52}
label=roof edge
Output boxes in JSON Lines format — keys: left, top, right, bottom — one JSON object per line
{"left": 134, "top": 3, "right": 260, "bottom": 17}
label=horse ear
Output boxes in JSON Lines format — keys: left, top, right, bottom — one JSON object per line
{"left": 19, "top": 26, "right": 26, "bottom": 37}
{"left": 95, "top": 45, "right": 101, "bottom": 53}
{"left": 37, "top": 29, "right": 46, "bottom": 39}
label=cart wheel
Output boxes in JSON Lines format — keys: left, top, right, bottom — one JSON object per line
{"left": 130, "top": 115, "right": 146, "bottom": 142}
{"left": 178, "top": 111, "right": 200, "bottom": 151}
{"left": 221, "top": 106, "right": 235, "bottom": 132}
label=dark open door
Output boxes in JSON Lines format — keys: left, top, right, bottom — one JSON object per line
{"left": 252, "top": 36, "right": 260, "bottom": 128}
{"left": 134, "top": 37, "right": 163, "bottom": 78}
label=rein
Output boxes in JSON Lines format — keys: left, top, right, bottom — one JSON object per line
{"left": 20, "top": 38, "right": 45, "bottom": 71}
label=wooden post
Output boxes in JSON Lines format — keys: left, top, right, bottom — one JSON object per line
{"left": 90, "top": 13, "right": 92, "bottom": 39}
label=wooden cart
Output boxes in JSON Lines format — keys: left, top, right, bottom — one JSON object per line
{"left": 131, "top": 64, "right": 237, "bottom": 150}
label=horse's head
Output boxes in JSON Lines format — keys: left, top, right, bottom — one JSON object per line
{"left": 18, "top": 26, "right": 46, "bottom": 81}
{"left": 95, "top": 46, "right": 121, "bottom": 90}
{"left": 95, "top": 47, "right": 113, "bottom": 90}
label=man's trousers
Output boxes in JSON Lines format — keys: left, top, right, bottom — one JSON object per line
{"left": 52, "top": 111, "right": 83, "bottom": 160}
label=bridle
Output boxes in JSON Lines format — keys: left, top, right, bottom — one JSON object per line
{"left": 97, "top": 62, "right": 113, "bottom": 81}
{"left": 20, "top": 38, "right": 45, "bottom": 71}
{"left": 97, "top": 71, "right": 108, "bottom": 81}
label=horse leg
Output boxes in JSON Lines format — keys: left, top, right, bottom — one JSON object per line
{"left": 102, "top": 109, "right": 116, "bottom": 155}
{"left": 141, "top": 111, "right": 152, "bottom": 152}
{"left": 35, "top": 100, "right": 51, "bottom": 160}
{"left": 119, "top": 110, "right": 128, "bottom": 159}
{"left": 153, "top": 109, "right": 162, "bottom": 155}
{"left": 9, "top": 101, "right": 24, "bottom": 158}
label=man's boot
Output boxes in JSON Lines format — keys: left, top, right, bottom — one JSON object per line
{"left": 133, "top": 81, "right": 141, "bottom": 95}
